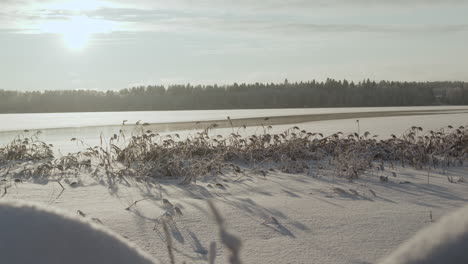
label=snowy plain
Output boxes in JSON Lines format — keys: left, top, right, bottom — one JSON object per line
{"left": 0, "top": 200, "right": 157, "bottom": 264}
{"left": 1, "top": 106, "right": 468, "bottom": 132}
{"left": 1, "top": 107, "right": 468, "bottom": 263}
{"left": 2, "top": 165, "right": 468, "bottom": 263}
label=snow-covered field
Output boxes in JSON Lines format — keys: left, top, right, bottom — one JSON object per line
{"left": 2, "top": 164, "right": 468, "bottom": 263}
{"left": 1, "top": 108, "right": 468, "bottom": 263}
{"left": 0, "top": 200, "right": 157, "bottom": 264}
{"left": 1, "top": 106, "right": 467, "bottom": 132}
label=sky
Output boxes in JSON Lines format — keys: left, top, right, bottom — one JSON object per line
{"left": 0, "top": 0, "right": 467, "bottom": 91}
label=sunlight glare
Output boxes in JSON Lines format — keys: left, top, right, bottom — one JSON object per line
{"left": 39, "top": 16, "right": 116, "bottom": 51}
{"left": 63, "top": 31, "right": 90, "bottom": 51}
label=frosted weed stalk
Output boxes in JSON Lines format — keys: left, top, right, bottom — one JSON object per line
{"left": 0, "top": 131, "right": 53, "bottom": 164}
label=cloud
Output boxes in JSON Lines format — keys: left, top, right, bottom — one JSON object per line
{"left": 84, "top": 8, "right": 177, "bottom": 22}
{"left": 1, "top": 0, "right": 467, "bottom": 36}
{"left": 81, "top": 8, "right": 468, "bottom": 36}
{"left": 109, "top": 0, "right": 468, "bottom": 10}
{"left": 3, "top": 0, "right": 467, "bottom": 10}
{"left": 190, "top": 18, "right": 468, "bottom": 34}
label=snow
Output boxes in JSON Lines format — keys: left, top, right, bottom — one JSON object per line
{"left": 1, "top": 106, "right": 467, "bottom": 132}
{"left": 379, "top": 202, "right": 468, "bottom": 264}
{"left": 2, "top": 110, "right": 468, "bottom": 263}
{"left": 217, "top": 111, "right": 468, "bottom": 139}
{"left": 0, "top": 200, "right": 157, "bottom": 264}
{"left": 2, "top": 165, "right": 468, "bottom": 263}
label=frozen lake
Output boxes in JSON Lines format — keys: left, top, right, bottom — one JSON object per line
{"left": 1, "top": 106, "right": 467, "bottom": 154}
{"left": 1, "top": 106, "right": 468, "bottom": 132}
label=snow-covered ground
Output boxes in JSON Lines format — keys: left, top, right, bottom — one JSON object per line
{"left": 2, "top": 163, "right": 467, "bottom": 263}
{"left": 1, "top": 110, "right": 468, "bottom": 263}
{"left": 1, "top": 106, "right": 467, "bottom": 132}
{"left": 0, "top": 200, "right": 157, "bottom": 264}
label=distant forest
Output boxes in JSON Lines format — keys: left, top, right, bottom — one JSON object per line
{"left": 1, "top": 79, "right": 467, "bottom": 113}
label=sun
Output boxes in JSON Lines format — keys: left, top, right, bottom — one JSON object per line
{"left": 39, "top": 16, "right": 115, "bottom": 51}
{"left": 63, "top": 31, "right": 90, "bottom": 51}
{"left": 59, "top": 17, "right": 94, "bottom": 51}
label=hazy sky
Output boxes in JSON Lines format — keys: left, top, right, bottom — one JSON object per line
{"left": 1, "top": 0, "right": 467, "bottom": 91}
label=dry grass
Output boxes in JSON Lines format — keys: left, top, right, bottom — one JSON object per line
{"left": 107, "top": 123, "right": 467, "bottom": 183}
{"left": 1, "top": 123, "right": 467, "bottom": 184}
{"left": 0, "top": 131, "right": 53, "bottom": 163}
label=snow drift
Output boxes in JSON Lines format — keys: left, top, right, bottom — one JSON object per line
{"left": 380, "top": 203, "right": 468, "bottom": 264}
{"left": 0, "top": 200, "right": 157, "bottom": 264}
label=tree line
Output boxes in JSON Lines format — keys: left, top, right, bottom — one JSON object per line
{"left": 0, "top": 79, "right": 467, "bottom": 113}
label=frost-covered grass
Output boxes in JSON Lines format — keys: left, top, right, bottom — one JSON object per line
{"left": 1, "top": 122, "right": 467, "bottom": 187}
{"left": 0, "top": 131, "right": 53, "bottom": 162}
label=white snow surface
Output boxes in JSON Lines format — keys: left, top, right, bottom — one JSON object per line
{"left": 2, "top": 165, "right": 468, "bottom": 263}
{"left": 379, "top": 202, "right": 468, "bottom": 264}
{"left": 1, "top": 106, "right": 467, "bottom": 132}
{"left": 0, "top": 200, "right": 157, "bottom": 264}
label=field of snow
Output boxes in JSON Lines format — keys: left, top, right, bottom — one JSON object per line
{"left": 0, "top": 200, "right": 156, "bottom": 264}
{"left": 2, "top": 164, "right": 468, "bottom": 263}
{"left": 1, "top": 106, "right": 468, "bottom": 132}
{"left": 1, "top": 108, "right": 468, "bottom": 263}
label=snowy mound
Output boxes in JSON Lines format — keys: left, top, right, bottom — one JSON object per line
{"left": 380, "top": 204, "right": 468, "bottom": 264}
{"left": 0, "top": 200, "right": 157, "bottom": 264}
